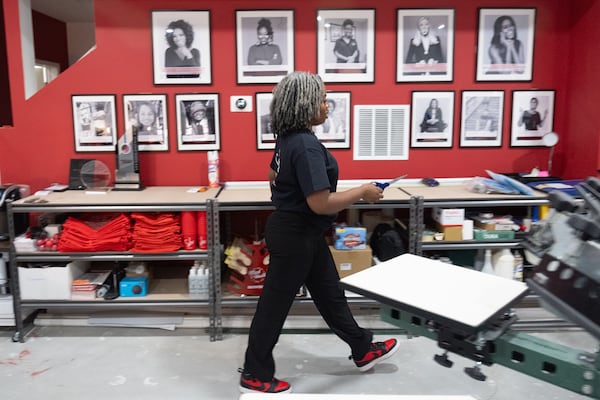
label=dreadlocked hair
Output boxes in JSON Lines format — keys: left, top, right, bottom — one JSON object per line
{"left": 270, "top": 71, "right": 324, "bottom": 137}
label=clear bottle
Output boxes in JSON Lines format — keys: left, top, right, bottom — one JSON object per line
{"left": 481, "top": 249, "right": 495, "bottom": 274}
{"left": 513, "top": 251, "right": 524, "bottom": 281}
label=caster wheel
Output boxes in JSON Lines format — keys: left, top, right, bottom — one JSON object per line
{"left": 12, "top": 332, "right": 21, "bottom": 342}
{"left": 464, "top": 366, "right": 487, "bottom": 381}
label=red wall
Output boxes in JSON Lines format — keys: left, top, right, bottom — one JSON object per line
{"left": 1, "top": 0, "right": 595, "bottom": 193}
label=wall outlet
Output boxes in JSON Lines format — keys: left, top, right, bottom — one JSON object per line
{"left": 230, "top": 96, "right": 253, "bottom": 112}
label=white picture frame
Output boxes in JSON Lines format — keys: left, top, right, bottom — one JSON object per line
{"left": 411, "top": 91, "right": 454, "bottom": 148}
{"left": 317, "top": 9, "right": 375, "bottom": 83}
{"left": 476, "top": 8, "right": 536, "bottom": 81}
{"left": 459, "top": 90, "right": 504, "bottom": 147}
{"left": 396, "top": 8, "right": 454, "bottom": 82}
{"left": 151, "top": 10, "right": 212, "bottom": 85}
{"left": 256, "top": 92, "right": 275, "bottom": 150}
{"left": 511, "top": 90, "right": 555, "bottom": 147}
{"left": 315, "top": 92, "right": 351, "bottom": 149}
{"left": 235, "top": 10, "right": 294, "bottom": 84}
{"left": 123, "top": 94, "right": 168, "bottom": 151}
{"left": 71, "top": 94, "right": 117, "bottom": 152}
{"left": 175, "top": 93, "right": 220, "bottom": 151}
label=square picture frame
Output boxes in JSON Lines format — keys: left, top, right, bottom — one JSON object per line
{"left": 511, "top": 90, "right": 555, "bottom": 147}
{"left": 235, "top": 10, "right": 294, "bottom": 84}
{"left": 123, "top": 94, "right": 168, "bottom": 151}
{"left": 175, "top": 93, "right": 220, "bottom": 151}
{"left": 411, "top": 91, "right": 454, "bottom": 148}
{"left": 256, "top": 92, "right": 275, "bottom": 150}
{"left": 317, "top": 9, "right": 375, "bottom": 83}
{"left": 459, "top": 90, "right": 504, "bottom": 147}
{"left": 71, "top": 94, "right": 117, "bottom": 152}
{"left": 476, "top": 8, "right": 536, "bottom": 81}
{"left": 151, "top": 10, "right": 212, "bottom": 85}
{"left": 315, "top": 92, "right": 351, "bottom": 149}
{"left": 396, "top": 8, "right": 454, "bottom": 82}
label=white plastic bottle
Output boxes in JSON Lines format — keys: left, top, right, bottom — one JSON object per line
{"left": 188, "top": 261, "right": 200, "bottom": 296}
{"left": 197, "top": 261, "right": 209, "bottom": 300}
{"left": 481, "top": 249, "right": 495, "bottom": 274}
{"left": 513, "top": 251, "right": 524, "bottom": 281}
{"left": 494, "top": 249, "right": 515, "bottom": 280}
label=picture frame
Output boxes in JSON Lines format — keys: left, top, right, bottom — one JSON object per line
{"left": 235, "top": 10, "right": 294, "bottom": 84}
{"left": 315, "top": 92, "right": 351, "bottom": 149}
{"left": 410, "top": 91, "right": 454, "bottom": 148}
{"left": 175, "top": 93, "right": 220, "bottom": 151}
{"left": 317, "top": 9, "right": 375, "bottom": 83}
{"left": 510, "top": 90, "right": 555, "bottom": 147}
{"left": 396, "top": 8, "right": 454, "bottom": 82}
{"left": 256, "top": 92, "right": 275, "bottom": 150}
{"left": 71, "top": 94, "right": 117, "bottom": 152}
{"left": 476, "top": 8, "right": 536, "bottom": 81}
{"left": 151, "top": 10, "right": 212, "bottom": 85}
{"left": 459, "top": 90, "right": 504, "bottom": 147}
{"left": 123, "top": 94, "right": 168, "bottom": 151}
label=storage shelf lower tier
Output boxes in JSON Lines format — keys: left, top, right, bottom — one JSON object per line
{"left": 14, "top": 250, "right": 209, "bottom": 262}
{"left": 420, "top": 240, "right": 522, "bottom": 251}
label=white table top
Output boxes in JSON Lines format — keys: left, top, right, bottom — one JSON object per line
{"left": 340, "top": 254, "right": 528, "bottom": 332}
{"left": 240, "top": 394, "right": 477, "bottom": 400}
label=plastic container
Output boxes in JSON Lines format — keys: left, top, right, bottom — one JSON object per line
{"left": 188, "top": 261, "right": 209, "bottom": 300}
{"left": 493, "top": 249, "right": 515, "bottom": 280}
{"left": 513, "top": 251, "right": 524, "bottom": 281}
{"left": 181, "top": 211, "right": 197, "bottom": 250}
{"left": 197, "top": 211, "right": 207, "bottom": 250}
{"left": 481, "top": 249, "right": 494, "bottom": 274}
{"left": 207, "top": 151, "right": 220, "bottom": 188}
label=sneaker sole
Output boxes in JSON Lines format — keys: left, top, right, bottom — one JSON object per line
{"left": 357, "top": 340, "right": 400, "bottom": 372}
{"left": 239, "top": 385, "right": 292, "bottom": 394}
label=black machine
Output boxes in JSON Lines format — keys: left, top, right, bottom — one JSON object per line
{"left": 0, "top": 185, "right": 28, "bottom": 241}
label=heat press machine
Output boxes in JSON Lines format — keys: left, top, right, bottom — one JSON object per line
{"left": 340, "top": 176, "right": 600, "bottom": 399}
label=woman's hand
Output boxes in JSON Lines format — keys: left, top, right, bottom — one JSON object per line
{"left": 360, "top": 183, "right": 384, "bottom": 204}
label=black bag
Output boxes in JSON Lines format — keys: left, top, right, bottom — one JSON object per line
{"left": 369, "top": 223, "right": 405, "bottom": 261}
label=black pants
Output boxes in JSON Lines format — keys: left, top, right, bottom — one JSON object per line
{"left": 243, "top": 211, "right": 373, "bottom": 381}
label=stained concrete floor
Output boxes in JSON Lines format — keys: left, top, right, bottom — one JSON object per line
{"left": 0, "top": 322, "right": 596, "bottom": 400}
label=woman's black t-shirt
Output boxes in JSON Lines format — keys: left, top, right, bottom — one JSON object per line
{"left": 269, "top": 129, "right": 338, "bottom": 230}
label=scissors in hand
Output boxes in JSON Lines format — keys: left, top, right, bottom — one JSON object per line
{"left": 373, "top": 175, "right": 407, "bottom": 190}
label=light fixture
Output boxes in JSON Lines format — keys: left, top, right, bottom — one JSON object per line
{"left": 542, "top": 131, "right": 559, "bottom": 176}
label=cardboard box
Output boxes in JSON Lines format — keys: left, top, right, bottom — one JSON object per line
{"left": 435, "top": 223, "right": 463, "bottom": 241}
{"left": 473, "top": 229, "right": 515, "bottom": 240}
{"left": 432, "top": 208, "right": 465, "bottom": 226}
{"left": 470, "top": 216, "right": 515, "bottom": 231}
{"left": 18, "top": 261, "right": 89, "bottom": 300}
{"left": 334, "top": 226, "right": 367, "bottom": 250}
{"left": 329, "top": 245, "right": 373, "bottom": 278}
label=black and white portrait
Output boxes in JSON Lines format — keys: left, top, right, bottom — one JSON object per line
{"left": 314, "top": 92, "right": 351, "bottom": 149}
{"left": 236, "top": 10, "right": 294, "bottom": 84}
{"left": 152, "top": 11, "right": 212, "bottom": 85}
{"left": 71, "top": 95, "right": 117, "bottom": 152}
{"left": 317, "top": 9, "right": 375, "bottom": 83}
{"left": 256, "top": 92, "right": 275, "bottom": 150}
{"left": 411, "top": 91, "right": 454, "bottom": 148}
{"left": 396, "top": 9, "right": 454, "bottom": 82}
{"left": 460, "top": 91, "right": 504, "bottom": 147}
{"left": 175, "top": 94, "right": 220, "bottom": 151}
{"left": 511, "top": 90, "right": 555, "bottom": 146}
{"left": 476, "top": 8, "right": 536, "bottom": 81}
{"left": 123, "top": 94, "right": 168, "bottom": 151}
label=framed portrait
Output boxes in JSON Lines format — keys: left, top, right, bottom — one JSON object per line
{"left": 510, "top": 90, "right": 555, "bottom": 147}
{"left": 123, "top": 94, "right": 168, "bottom": 151}
{"left": 317, "top": 9, "right": 375, "bottom": 83}
{"left": 459, "top": 90, "right": 504, "bottom": 147}
{"left": 476, "top": 8, "right": 536, "bottom": 81}
{"left": 410, "top": 91, "right": 454, "bottom": 148}
{"left": 256, "top": 92, "right": 275, "bottom": 150}
{"left": 396, "top": 9, "right": 454, "bottom": 82}
{"left": 151, "top": 10, "right": 212, "bottom": 85}
{"left": 235, "top": 10, "right": 294, "bottom": 84}
{"left": 315, "top": 92, "right": 351, "bottom": 149}
{"left": 71, "top": 94, "right": 117, "bottom": 152}
{"left": 175, "top": 93, "right": 220, "bottom": 151}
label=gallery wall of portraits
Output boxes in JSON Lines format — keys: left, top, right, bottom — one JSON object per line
{"left": 2, "top": 0, "right": 589, "bottom": 190}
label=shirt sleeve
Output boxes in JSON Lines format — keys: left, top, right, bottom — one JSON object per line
{"left": 294, "top": 140, "right": 331, "bottom": 197}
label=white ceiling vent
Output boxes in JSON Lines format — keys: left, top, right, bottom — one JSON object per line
{"left": 353, "top": 105, "right": 410, "bottom": 160}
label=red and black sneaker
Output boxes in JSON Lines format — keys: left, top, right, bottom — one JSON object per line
{"left": 350, "top": 338, "right": 399, "bottom": 372}
{"left": 238, "top": 368, "right": 292, "bottom": 393}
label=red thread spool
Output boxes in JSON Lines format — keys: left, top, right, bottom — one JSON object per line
{"left": 181, "top": 211, "right": 197, "bottom": 250}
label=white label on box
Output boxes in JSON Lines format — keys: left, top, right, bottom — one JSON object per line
{"left": 340, "top": 262, "right": 352, "bottom": 271}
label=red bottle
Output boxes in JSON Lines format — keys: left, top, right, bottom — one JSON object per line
{"left": 181, "top": 211, "right": 197, "bottom": 250}
{"left": 197, "top": 211, "right": 208, "bottom": 250}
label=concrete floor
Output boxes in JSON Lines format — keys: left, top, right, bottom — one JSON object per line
{"left": 0, "top": 322, "right": 596, "bottom": 400}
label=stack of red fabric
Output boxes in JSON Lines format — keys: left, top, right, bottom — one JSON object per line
{"left": 57, "top": 213, "right": 132, "bottom": 252}
{"left": 130, "top": 212, "right": 182, "bottom": 253}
